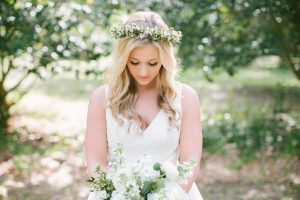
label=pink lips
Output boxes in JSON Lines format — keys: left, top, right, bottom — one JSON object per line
{"left": 139, "top": 76, "right": 150, "bottom": 79}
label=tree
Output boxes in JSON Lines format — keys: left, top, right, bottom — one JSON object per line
{"left": 0, "top": 0, "right": 116, "bottom": 138}
{"left": 161, "top": 0, "right": 300, "bottom": 81}
{"left": 117, "top": 0, "right": 300, "bottom": 81}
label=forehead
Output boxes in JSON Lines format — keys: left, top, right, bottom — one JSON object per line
{"left": 129, "top": 44, "right": 160, "bottom": 60}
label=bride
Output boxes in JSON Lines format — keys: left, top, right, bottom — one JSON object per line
{"left": 84, "top": 11, "right": 204, "bottom": 199}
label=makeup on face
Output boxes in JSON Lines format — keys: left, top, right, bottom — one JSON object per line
{"left": 129, "top": 57, "right": 159, "bottom": 67}
{"left": 127, "top": 45, "right": 162, "bottom": 87}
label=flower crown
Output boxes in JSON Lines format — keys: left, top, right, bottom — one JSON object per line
{"left": 110, "top": 23, "right": 182, "bottom": 44}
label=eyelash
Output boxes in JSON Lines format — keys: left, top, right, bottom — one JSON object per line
{"left": 130, "top": 61, "right": 158, "bottom": 66}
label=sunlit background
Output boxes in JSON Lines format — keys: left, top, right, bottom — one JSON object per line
{"left": 0, "top": 0, "right": 299, "bottom": 199}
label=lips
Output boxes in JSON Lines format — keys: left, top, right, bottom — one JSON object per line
{"left": 139, "top": 76, "right": 150, "bottom": 79}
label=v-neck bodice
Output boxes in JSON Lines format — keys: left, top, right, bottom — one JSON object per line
{"left": 104, "top": 81, "right": 183, "bottom": 166}
{"left": 141, "top": 108, "right": 163, "bottom": 134}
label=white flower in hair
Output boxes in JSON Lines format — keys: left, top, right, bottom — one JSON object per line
{"left": 110, "top": 23, "right": 182, "bottom": 44}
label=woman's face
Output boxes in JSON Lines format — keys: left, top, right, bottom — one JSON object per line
{"left": 127, "top": 44, "right": 162, "bottom": 87}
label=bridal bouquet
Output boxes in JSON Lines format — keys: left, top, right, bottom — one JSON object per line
{"left": 87, "top": 143, "right": 197, "bottom": 200}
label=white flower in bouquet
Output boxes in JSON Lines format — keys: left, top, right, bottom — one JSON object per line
{"left": 133, "top": 154, "right": 160, "bottom": 183}
{"left": 164, "top": 181, "right": 189, "bottom": 200}
{"left": 110, "top": 186, "right": 141, "bottom": 200}
{"left": 87, "top": 190, "right": 108, "bottom": 200}
{"left": 175, "top": 159, "right": 198, "bottom": 185}
{"left": 111, "top": 166, "right": 143, "bottom": 199}
{"left": 106, "top": 143, "right": 125, "bottom": 180}
{"left": 111, "top": 167, "right": 133, "bottom": 191}
{"left": 147, "top": 190, "right": 167, "bottom": 200}
{"left": 110, "top": 191, "right": 125, "bottom": 200}
{"left": 147, "top": 181, "right": 189, "bottom": 200}
{"left": 160, "top": 161, "right": 179, "bottom": 180}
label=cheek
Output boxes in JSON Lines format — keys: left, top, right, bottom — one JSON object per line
{"left": 127, "top": 65, "right": 136, "bottom": 75}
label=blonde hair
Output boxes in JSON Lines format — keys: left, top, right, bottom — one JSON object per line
{"left": 103, "top": 11, "right": 181, "bottom": 134}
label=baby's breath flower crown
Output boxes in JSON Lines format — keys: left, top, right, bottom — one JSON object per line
{"left": 110, "top": 23, "right": 182, "bottom": 44}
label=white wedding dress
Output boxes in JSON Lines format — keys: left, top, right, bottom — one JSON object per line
{"left": 88, "top": 81, "right": 203, "bottom": 200}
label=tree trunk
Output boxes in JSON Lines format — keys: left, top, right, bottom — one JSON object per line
{"left": 283, "top": 56, "right": 300, "bottom": 81}
{"left": 0, "top": 56, "right": 37, "bottom": 139}
{"left": 0, "top": 83, "right": 10, "bottom": 139}
{"left": 267, "top": 0, "right": 300, "bottom": 82}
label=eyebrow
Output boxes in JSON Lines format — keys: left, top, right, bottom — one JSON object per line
{"left": 129, "top": 57, "right": 159, "bottom": 61}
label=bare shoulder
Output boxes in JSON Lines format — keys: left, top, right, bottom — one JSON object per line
{"left": 180, "top": 83, "right": 201, "bottom": 113}
{"left": 88, "top": 84, "right": 107, "bottom": 110}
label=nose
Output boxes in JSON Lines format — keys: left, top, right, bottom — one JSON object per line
{"left": 139, "top": 65, "right": 148, "bottom": 77}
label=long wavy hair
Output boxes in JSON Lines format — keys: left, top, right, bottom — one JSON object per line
{"left": 103, "top": 11, "right": 181, "bottom": 134}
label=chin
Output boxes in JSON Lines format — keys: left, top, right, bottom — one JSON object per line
{"left": 135, "top": 77, "right": 155, "bottom": 86}
{"left": 136, "top": 80, "right": 152, "bottom": 86}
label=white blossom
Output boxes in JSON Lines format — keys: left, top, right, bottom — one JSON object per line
{"left": 111, "top": 167, "right": 132, "bottom": 191}
{"left": 161, "top": 161, "right": 179, "bottom": 180}
{"left": 110, "top": 24, "right": 182, "bottom": 44}
{"left": 165, "top": 181, "right": 189, "bottom": 200}
{"left": 87, "top": 190, "right": 108, "bottom": 200}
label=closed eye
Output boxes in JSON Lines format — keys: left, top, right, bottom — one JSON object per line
{"left": 130, "top": 61, "right": 158, "bottom": 66}
{"left": 130, "top": 61, "right": 139, "bottom": 65}
{"left": 149, "top": 63, "right": 158, "bottom": 66}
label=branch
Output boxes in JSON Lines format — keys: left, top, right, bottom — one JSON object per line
{"left": 266, "top": 0, "right": 300, "bottom": 80}
{"left": 6, "top": 28, "right": 16, "bottom": 41}
{"left": 7, "top": 69, "right": 31, "bottom": 93}
{"left": 0, "top": 57, "right": 3, "bottom": 81}
{"left": 1, "top": 57, "right": 13, "bottom": 84}
{"left": 7, "top": 78, "right": 38, "bottom": 108}
{"left": 2, "top": 0, "right": 13, "bottom": 6}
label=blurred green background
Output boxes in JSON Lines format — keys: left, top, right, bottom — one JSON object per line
{"left": 0, "top": 0, "right": 299, "bottom": 199}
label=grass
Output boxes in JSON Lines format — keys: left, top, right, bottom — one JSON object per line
{"left": 179, "top": 66, "right": 300, "bottom": 116}
{"left": 30, "top": 75, "right": 100, "bottom": 101}
{"left": 179, "top": 66, "right": 299, "bottom": 87}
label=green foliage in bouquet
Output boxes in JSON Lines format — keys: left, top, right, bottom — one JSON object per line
{"left": 87, "top": 165, "right": 115, "bottom": 200}
{"left": 140, "top": 163, "right": 166, "bottom": 197}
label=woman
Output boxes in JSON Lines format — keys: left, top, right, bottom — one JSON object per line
{"left": 84, "top": 11, "right": 203, "bottom": 199}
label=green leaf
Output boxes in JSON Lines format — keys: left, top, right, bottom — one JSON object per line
{"left": 141, "top": 181, "right": 155, "bottom": 195}
{"left": 152, "top": 178, "right": 164, "bottom": 191}
{"left": 153, "top": 162, "right": 161, "bottom": 171}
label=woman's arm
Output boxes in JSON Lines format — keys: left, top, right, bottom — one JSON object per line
{"left": 179, "top": 83, "right": 203, "bottom": 193}
{"left": 84, "top": 85, "right": 108, "bottom": 178}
